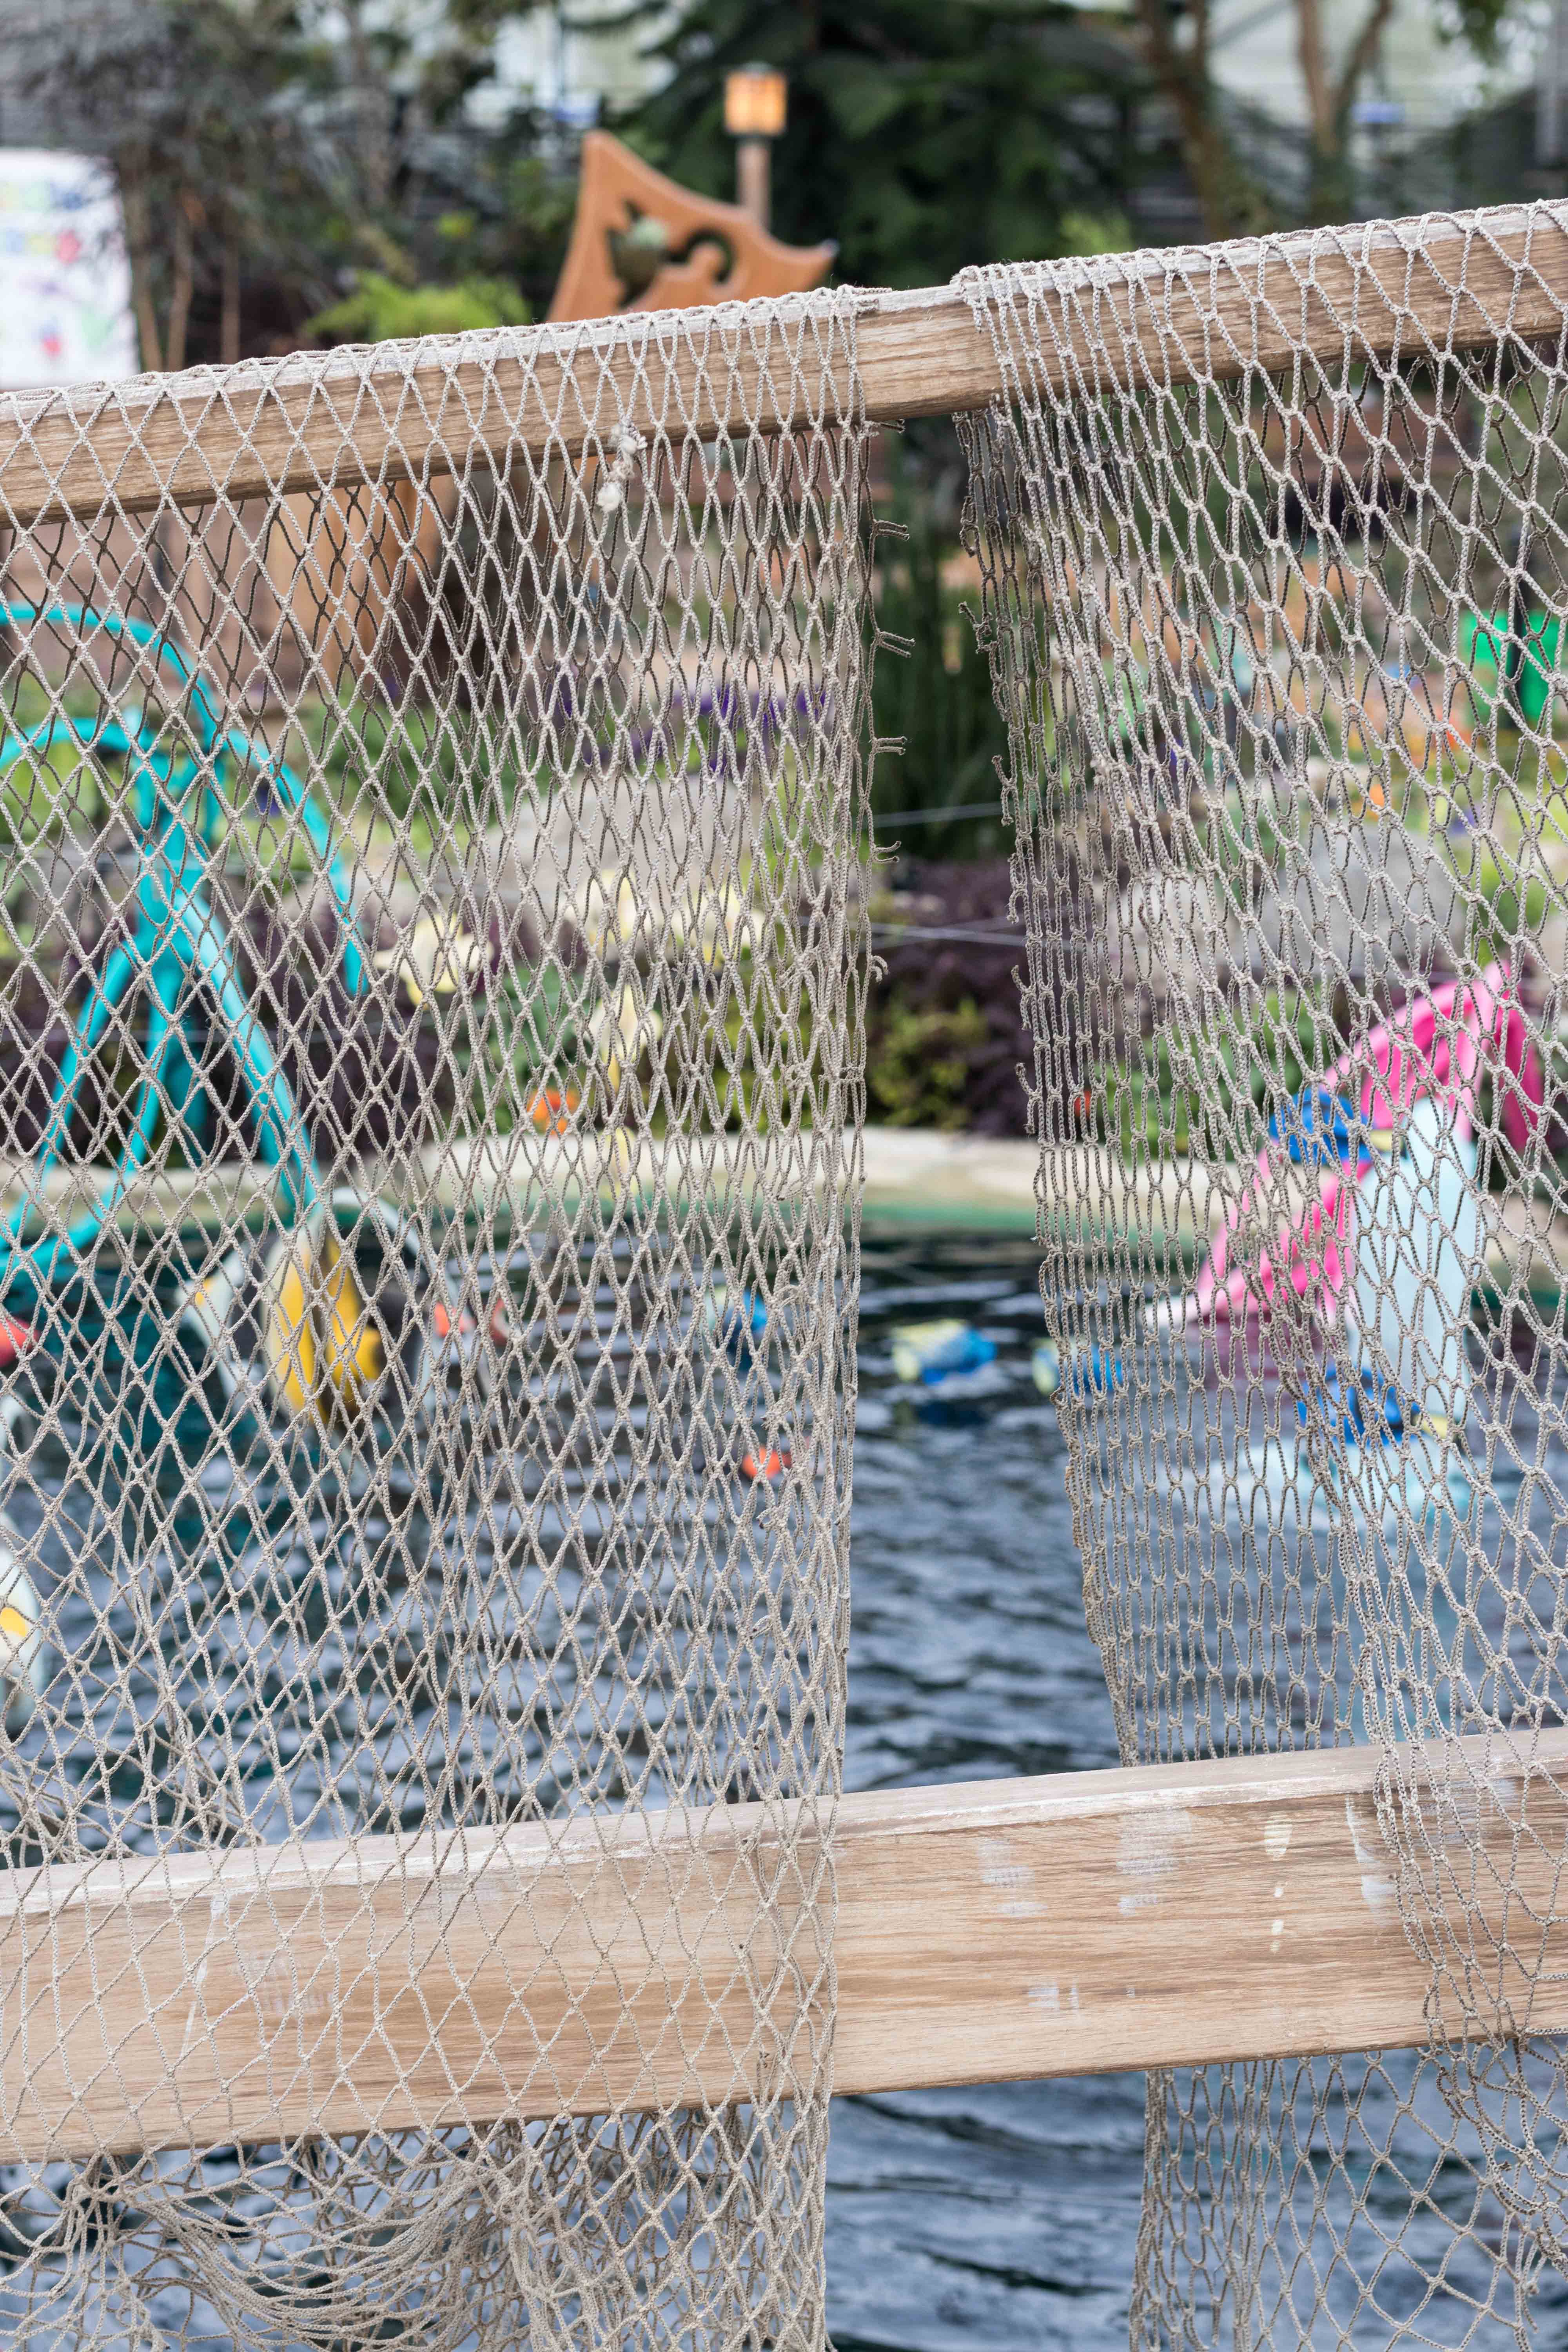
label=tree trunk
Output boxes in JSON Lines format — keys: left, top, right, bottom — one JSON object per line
{"left": 1300, "top": 0, "right": 1398, "bottom": 222}
{"left": 221, "top": 220, "right": 241, "bottom": 367}
{"left": 343, "top": 0, "right": 392, "bottom": 212}
{"left": 1133, "top": 0, "right": 1273, "bottom": 242}
{"left": 165, "top": 191, "right": 198, "bottom": 377}
{"left": 120, "top": 149, "right": 163, "bottom": 375}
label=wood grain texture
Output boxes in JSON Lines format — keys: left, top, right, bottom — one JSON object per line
{"left": 2, "top": 1732, "right": 1566, "bottom": 2162}
{"left": 0, "top": 207, "right": 1562, "bottom": 530}
{"left": 546, "top": 129, "right": 835, "bottom": 323}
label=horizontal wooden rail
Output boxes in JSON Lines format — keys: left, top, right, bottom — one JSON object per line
{"left": 3, "top": 1731, "right": 1567, "bottom": 2162}
{"left": 0, "top": 206, "right": 1563, "bottom": 530}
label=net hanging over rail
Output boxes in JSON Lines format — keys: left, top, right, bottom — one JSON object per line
{"left": 961, "top": 202, "right": 1568, "bottom": 2345}
{"left": 0, "top": 295, "right": 871, "bottom": 2345}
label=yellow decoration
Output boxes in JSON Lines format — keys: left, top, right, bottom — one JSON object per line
{"left": 674, "top": 882, "right": 752, "bottom": 964}
{"left": 372, "top": 918, "right": 484, "bottom": 1010}
{"left": 319, "top": 1227, "right": 385, "bottom": 1409}
{"left": 548, "top": 130, "right": 832, "bottom": 324}
{"left": 590, "top": 986, "right": 664, "bottom": 1094}
{"left": 265, "top": 1241, "right": 318, "bottom": 1418}
{"left": 577, "top": 868, "right": 642, "bottom": 957}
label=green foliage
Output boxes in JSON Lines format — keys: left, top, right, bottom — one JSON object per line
{"left": 307, "top": 271, "right": 530, "bottom": 345}
{"left": 13, "top": 0, "right": 565, "bottom": 364}
{"left": 871, "top": 447, "right": 1012, "bottom": 859}
{"left": 1099, "top": 988, "right": 1338, "bottom": 1159}
{"left": 624, "top": 0, "right": 1134, "bottom": 290}
{"left": 412, "top": 155, "right": 577, "bottom": 323}
{"left": 1461, "top": 844, "right": 1550, "bottom": 966}
{"left": 1441, "top": 0, "right": 1514, "bottom": 62}
{"left": 868, "top": 1000, "right": 988, "bottom": 1128}
{"left": 1058, "top": 209, "right": 1136, "bottom": 256}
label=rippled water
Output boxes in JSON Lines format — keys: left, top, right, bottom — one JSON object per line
{"left": 835, "top": 1233, "right": 1140, "bottom": 2351}
{"left": 837, "top": 1229, "right": 1568, "bottom": 2352}
{"left": 10, "top": 1221, "right": 1568, "bottom": 2343}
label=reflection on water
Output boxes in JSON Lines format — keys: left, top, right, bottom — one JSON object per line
{"left": 837, "top": 1231, "right": 1568, "bottom": 2352}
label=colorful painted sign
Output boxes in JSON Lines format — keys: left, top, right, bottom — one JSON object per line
{"left": 0, "top": 150, "right": 139, "bottom": 389}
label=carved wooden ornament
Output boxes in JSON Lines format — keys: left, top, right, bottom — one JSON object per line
{"left": 548, "top": 131, "right": 835, "bottom": 324}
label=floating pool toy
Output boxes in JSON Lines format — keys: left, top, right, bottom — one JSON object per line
{"left": 703, "top": 1282, "right": 769, "bottom": 1360}
{"left": 1460, "top": 603, "right": 1562, "bottom": 733}
{"left": 1163, "top": 960, "right": 1540, "bottom": 1334}
{"left": 1267, "top": 1100, "right": 1480, "bottom": 1523}
{"left": 0, "top": 1318, "right": 39, "bottom": 1457}
{"left": 1518, "top": 610, "right": 1562, "bottom": 732}
{"left": 1296, "top": 1362, "right": 1404, "bottom": 1446}
{"left": 1032, "top": 1339, "right": 1062, "bottom": 1398}
{"left": 1268, "top": 1087, "right": 1356, "bottom": 1171}
{"left": 1065, "top": 1344, "right": 1125, "bottom": 1400}
{"left": 0, "top": 1536, "right": 44, "bottom": 1733}
{"left": 176, "top": 1194, "right": 467, "bottom": 1446}
{"left": 526, "top": 1086, "right": 580, "bottom": 1136}
{"left": 891, "top": 1320, "right": 997, "bottom": 1386}
{"left": 1350, "top": 1093, "right": 1480, "bottom": 1440}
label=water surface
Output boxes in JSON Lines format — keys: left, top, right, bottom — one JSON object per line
{"left": 835, "top": 1230, "right": 1568, "bottom": 2352}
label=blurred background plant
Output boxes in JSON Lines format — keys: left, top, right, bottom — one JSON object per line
{"left": 622, "top": 0, "right": 1137, "bottom": 290}
{"left": 870, "top": 434, "right": 1012, "bottom": 864}
{"left": 10, "top": 0, "right": 579, "bottom": 365}
{"left": 1, "top": 0, "right": 1553, "bottom": 1149}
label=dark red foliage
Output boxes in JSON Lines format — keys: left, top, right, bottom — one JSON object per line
{"left": 869, "top": 858, "right": 1034, "bottom": 1138}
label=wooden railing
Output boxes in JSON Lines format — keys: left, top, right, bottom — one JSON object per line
{"left": 4, "top": 1733, "right": 1564, "bottom": 2162}
{"left": 0, "top": 207, "right": 1563, "bottom": 526}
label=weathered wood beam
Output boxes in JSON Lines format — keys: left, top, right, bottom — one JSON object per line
{"left": 0, "top": 206, "right": 1561, "bottom": 530}
{"left": 2, "top": 1731, "right": 1565, "bottom": 2163}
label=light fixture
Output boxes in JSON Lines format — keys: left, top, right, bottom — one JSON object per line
{"left": 723, "top": 65, "right": 788, "bottom": 143}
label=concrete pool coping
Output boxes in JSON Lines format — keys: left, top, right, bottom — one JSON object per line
{"left": 0, "top": 1125, "right": 1047, "bottom": 1238}
{"left": 2, "top": 1126, "right": 1564, "bottom": 1300}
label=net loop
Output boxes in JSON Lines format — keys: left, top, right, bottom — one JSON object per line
{"left": 0, "top": 288, "right": 871, "bottom": 2347}
{"left": 962, "top": 201, "right": 1568, "bottom": 2339}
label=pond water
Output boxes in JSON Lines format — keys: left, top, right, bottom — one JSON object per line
{"left": 836, "top": 1229, "right": 1568, "bottom": 2352}
{"left": 5, "top": 1220, "right": 1568, "bottom": 2344}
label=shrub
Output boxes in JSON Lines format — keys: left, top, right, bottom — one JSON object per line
{"left": 306, "top": 272, "right": 528, "bottom": 345}
{"left": 866, "top": 858, "right": 1034, "bottom": 1136}
{"left": 867, "top": 1000, "right": 987, "bottom": 1128}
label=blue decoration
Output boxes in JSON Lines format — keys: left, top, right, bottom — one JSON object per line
{"left": 891, "top": 1320, "right": 998, "bottom": 1386}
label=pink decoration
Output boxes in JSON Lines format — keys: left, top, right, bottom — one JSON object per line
{"left": 1182, "top": 961, "right": 1543, "bottom": 1328}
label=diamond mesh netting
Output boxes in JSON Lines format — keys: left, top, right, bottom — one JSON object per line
{"left": 960, "top": 203, "right": 1568, "bottom": 2345}
{"left": 0, "top": 295, "right": 871, "bottom": 2344}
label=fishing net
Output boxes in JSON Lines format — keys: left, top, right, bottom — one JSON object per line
{"left": 0, "top": 295, "right": 871, "bottom": 2344}
{"left": 961, "top": 202, "right": 1568, "bottom": 2343}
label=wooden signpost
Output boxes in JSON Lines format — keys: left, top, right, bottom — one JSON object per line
{"left": 548, "top": 130, "right": 834, "bottom": 323}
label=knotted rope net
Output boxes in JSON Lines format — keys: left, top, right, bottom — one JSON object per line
{"left": 0, "top": 294, "right": 870, "bottom": 2344}
{"left": 961, "top": 202, "right": 1568, "bottom": 2344}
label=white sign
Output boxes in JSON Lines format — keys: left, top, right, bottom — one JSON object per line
{"left": 0, "top": 150, "right": 140, "bottom": 390}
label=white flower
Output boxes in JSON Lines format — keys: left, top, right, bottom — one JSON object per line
{"left": 576, "top": 866, "right": 643, "bottom": 956}
{"left": 372, "top": 918, "right": 485, "bottom": 1010}
{"left": 589, "top": 984, "right": 664, "bottom": 1093}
